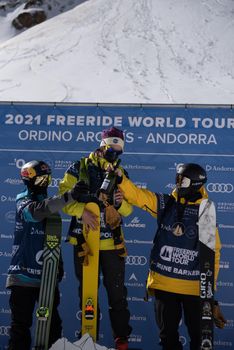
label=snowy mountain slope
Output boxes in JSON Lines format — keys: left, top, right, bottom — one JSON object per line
{"left": 0, "top": 0, "right": 233, "bottom": 103}
{"left": 0, "top": 0, "right": 87, "bottom": 44}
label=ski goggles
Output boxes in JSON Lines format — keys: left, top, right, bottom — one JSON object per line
{"left": 34, "top": 174, "right": 52, "bottom": 187}
{"left": 176, "top": 175, "right": 191, "bottom": 189}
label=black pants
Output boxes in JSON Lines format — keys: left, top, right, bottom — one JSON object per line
{"left": 8, "top": 285, "right": 62, "bottom": 350}
{"left": 74, "top": 247, "right": 132, "bottom": 338}
{"left": 154, "top": 290, "right": 200, "bottom": 350}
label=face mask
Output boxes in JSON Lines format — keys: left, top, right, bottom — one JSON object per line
{"left": 104, "top": 147, "right": 122, "bottom": 163}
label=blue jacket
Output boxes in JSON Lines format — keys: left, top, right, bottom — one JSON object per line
{"left": 6, "top": 187, "right": 74, "bottom": 288}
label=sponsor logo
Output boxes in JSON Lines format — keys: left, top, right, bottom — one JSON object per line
{"left": 217, "top": 202, "right": 234, "bottom": 213}
{"left": 202, "top": 302, "right": 212, "bottom": 319}
{"left": 207, "top": 183, "right": 233, "bottom": 193}
{"left": 0, "top": 234, "right": 13, "bottom": 239}
{"left": 219, "top": 224, "right": 234, "bottom": 229}
{"left": 206, "top": 165, "right": 234, "bottom": 172}
{"left": 49, "top": 178, "right": 62, "bottom": 188}
{"left": 125, "top": 256, "right": 147, "bottom": 266}
{"left": 125, "top": 239, "right": 153, "bottom": 244}
{"left": 1, "top": 195, "right": 16, "bottom": 202}
{"left": 201, "top": 337, "right": 212, "bottom": 350}
{"left": 124, "top": 217, "right": 146, "bottom": 228}
{"left": 125, "top": 275, "right": 144, "bottom": 288}
{"left": 4, "top": 178, "right": 23, "bottom": 185}
{"left": 0, "top": 251, "right": 12, "bottom": 258}
{"left": 130, "top": 314, "right": 147, "bottom": 322}
{"left": 0, "top": 308, "right": 11, "bottom": 314}
{"left": 127, "top": 296, "right": 146, "bottom": 302}
{"left": 133, "top": 181, "right": 147, "bottom": 189}
{"left": 219, "top": 261, "right": 230, "bottom": 269}
{"left": 8, "top": 158, "right": 26, "bottom": 169}
{"left": 35, "top": 250, "right": 44, "bottom": 265}
{"left": 129, "top": 273, "right": 138, "bottom": 281}
{"left": 129, "top": 334, "right": 142, "bottom": 343}
{"left": 160, "top": 245, "right": 198, "bottom": 265}
{"left": 123, "top": 164, "right": 156, "bottom": 171}
{"left": 0, "top": 290, "right": 11, "bottom": 296}
{"left": 216, "top": 281, "right": 233, "bottom": 288}
{"left": 225, "top": 319, "right": 234, "bottom": 329}
{"left": 54, "top": 160, "right": 73, "bottom": 169}
{"left": 214, "top": 340, "right": 233, "bottom": 347}
{"left": 100, "top": 231, "right": 112, "bottom": 239}
{"left": 75, "top": 310, "right": 102, "bottom": 321}
{"left": 0, "top": 326, "right": 10, "bottom": 336}
{"left": 5, "top": 211, "right": 15, "bottom": 223}
{"left": 200, "top": 272, "right": 213, "bottom": 299}
{"left": 179, "top": 336, "right": 187, "bottom": 346}
{"left": 165, "top": 183, "right": 176, "bottom": 189}
{"left": 221, "top": 243, "right": 234, "bottom": 249}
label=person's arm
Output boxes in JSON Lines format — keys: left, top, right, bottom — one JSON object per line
{"left": 19, "top": 182, "right": 86, "bottom": 222}
{"left": 59, "top": 162, "right": 86, "bottom": 218}
{"left": 113, "top": 189, "right": 133, "bottom": 217}
{"left": 118, "top": 174, "right": 158, "bottom": 217}
{"left": 118, "top": 199, "right": 133, "bottom": 217}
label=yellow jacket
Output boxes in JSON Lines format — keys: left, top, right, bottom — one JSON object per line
{"left": 119, "top": 175, "right": 221, "bottom": 296}
{"left": 59, "top": 155, "right": 133, "bottom": 250}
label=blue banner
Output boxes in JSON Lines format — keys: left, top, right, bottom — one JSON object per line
{"left": 0, "top": 102, "right": 233, "bottom": 349}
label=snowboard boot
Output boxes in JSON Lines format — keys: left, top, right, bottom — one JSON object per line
{"left": 115, "top": 337, "right": 128, "bottom": 350}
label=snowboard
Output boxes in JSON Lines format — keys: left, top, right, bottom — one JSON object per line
{"left": 198, "top": 199, "right": 216, "bottom": 350}
{"left": 81, "top": 202, "right": 100, "bottom": 341}
{"left": 33, "top": 213, "right": 62, "bottom": 350}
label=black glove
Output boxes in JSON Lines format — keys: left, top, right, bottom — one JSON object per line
{"left": 114, "top": 168, "right": 123, "bottom": 184}
{"left": 71, "top": 181, "right": 101, "bottom": 205}
{"left": 70, "top": 181, "right": 89, "bottom": 201}
{"left": 213, "top": 301, "right": 227, "bottom": 329}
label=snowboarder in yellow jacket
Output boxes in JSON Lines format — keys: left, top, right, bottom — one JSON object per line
{"left": 59, "top": 127, "right": 132, "bottom": 350}
{"left": 116, "top": 163, "right": 226, "bottom": 350}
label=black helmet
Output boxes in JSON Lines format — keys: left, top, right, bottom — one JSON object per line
{"left": 21, "top": 160, "right": 51, "bottom": 188}
{"left": 176, "top": 163, "right": 207, "bottom": 198}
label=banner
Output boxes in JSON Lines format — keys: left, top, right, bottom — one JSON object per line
{"left": 0, "top": 102, "right": 233, "bottom": 349}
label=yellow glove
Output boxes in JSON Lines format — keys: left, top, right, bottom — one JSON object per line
{"left": 77, "top": 242, "right": 93, "bottom": 266}
{"left": 105, "top": 204, "right": 122, "bottom": 230}
{"left": 213, "top": 302, "right": 227, "bottom": 329}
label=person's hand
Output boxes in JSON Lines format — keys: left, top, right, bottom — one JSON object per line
{"left": 114, "top": 168, "right": 123, "bottom": 184}
{"left": 77, "top": 242, "right": 93, "bottom": 266}
{"left": 70, "top": 181, "right": 89, "bottom": 200}
{"left": 213, "top": 303, "right": 227, "bottom": 329}
{"left": 114, "top": 189, "right": 123, "bottom": 206}
{"left": 82, "top": 208, "right": 99, "bottom": 231}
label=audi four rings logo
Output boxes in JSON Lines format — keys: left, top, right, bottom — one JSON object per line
{"left": 126, "top": 256, "right": 147, "bottom": 265}
{"left": 0, "top": 326, "right": 10, "bottom": 336}
{"left": 207, "top": 183, "right": 233, "bottom": 193}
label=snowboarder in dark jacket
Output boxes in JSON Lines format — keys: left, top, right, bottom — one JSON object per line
{"left": 6, "top": 160, "right": 88, "bottom": 350}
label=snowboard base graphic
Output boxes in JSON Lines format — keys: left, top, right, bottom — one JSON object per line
{"left": 81, "top": 203, "right": 100, "bottom": 341}
{"left": 33, "top": 213, "right": 62, "bottom": 350}
{"left": 198, "top": 199, "right": 216, "bottom": 350}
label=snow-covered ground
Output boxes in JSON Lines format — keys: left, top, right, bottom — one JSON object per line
{"left": 0, "top": 0, "right": 233, "bottom": 104}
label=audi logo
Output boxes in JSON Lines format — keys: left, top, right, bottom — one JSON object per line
{"left": 207, "top": 183, "right": 233, "bottom": 193}
{"left": 125, "top": 256, "right": 147, "bottom": 266}
{"left": 0, "top": 326, "right": 10, "bottom": 336}
{"left": 49, "top": 178, "right": 62, "bottom": 188}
